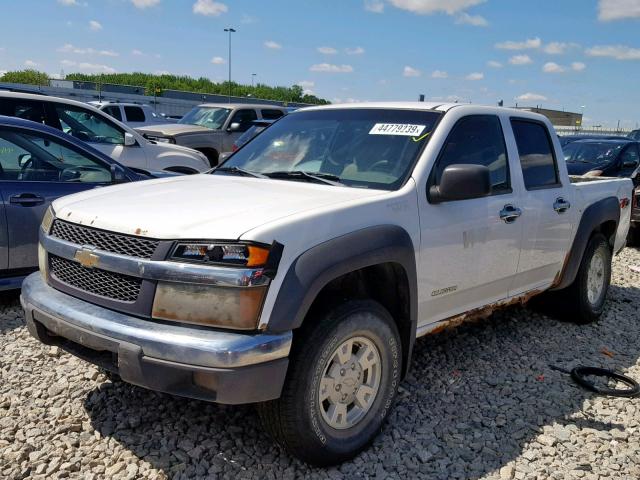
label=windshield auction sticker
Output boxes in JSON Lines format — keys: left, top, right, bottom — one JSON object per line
{"left": 369, "top": 123, "right": 426, "bottom": 136}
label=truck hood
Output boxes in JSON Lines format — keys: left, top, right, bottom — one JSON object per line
{"left": 136, "top": 123, "right": 213, "bottom": 137}
{"left": 52, "top": 175, "right": 385, "bottom": 240}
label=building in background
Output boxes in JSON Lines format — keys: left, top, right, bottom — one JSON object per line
{"left": 515, "top": 106, "right": 582, "bottom": 127}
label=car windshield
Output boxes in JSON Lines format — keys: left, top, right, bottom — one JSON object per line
{"left": 563, "top": 142, "right": 624, "bottom": 164}
{"left": 178, "top": 106, "right": 231, "bottom": 129}
{"left": 216, "top": 108, "right": 442, "bottom": 190}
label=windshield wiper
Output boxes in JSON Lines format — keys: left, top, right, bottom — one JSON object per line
{"left": 213, "top": 166, "right": 267, "bottom": 179}
{"left": 265, "top": 170, "right": 343, "bottom": 186}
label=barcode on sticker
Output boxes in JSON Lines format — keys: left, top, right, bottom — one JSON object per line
{"left": 369, "top": 123, "right": 426, "bottom": 136}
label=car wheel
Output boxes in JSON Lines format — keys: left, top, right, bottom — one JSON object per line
{"left": 562, "top": 233, "right": 612, "bottom": 324}
{"left": 257, "top": 300, "right": 401, "bottom": 466}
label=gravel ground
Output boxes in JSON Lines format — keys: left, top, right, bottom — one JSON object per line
{"left": 1, "top": 247, "right": 640, "bottom": 480}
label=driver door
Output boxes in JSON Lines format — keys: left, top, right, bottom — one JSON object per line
{"left": 0, "top": 127, "right": 112, "bottom": 270}
{"left": 47, "top": 103, "right": 148, "bottom": 170}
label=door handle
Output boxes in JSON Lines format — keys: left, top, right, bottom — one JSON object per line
{"left": 553, "top": 197, "right": 571, "bottom": 214}
{"left": 9, "top": 193, "right": 45, "bottom": 207}
{"left": 500, "top": 204, "right": 522, "bottom": 223}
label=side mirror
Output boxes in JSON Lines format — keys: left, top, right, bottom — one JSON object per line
{"left": 218, "top": 151, "right": 232, "bottom": 163}
{"left": 110, "top": 164, "right": 128, "bottom": 184}
{"left": 18, "top": 153, "right": 32, "bottom": 168}
{"left": 227, "top": 122, "right": 241, "bottom": 132}
{"left": 429, "top": 164, "right": 492, "bottom": 203}
{"left": 124, "top": 132, "right": 137, "bottom": 146}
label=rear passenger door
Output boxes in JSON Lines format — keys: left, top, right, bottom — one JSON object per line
{"left": 508, "top": 118, "right": 576, "bottom": 294}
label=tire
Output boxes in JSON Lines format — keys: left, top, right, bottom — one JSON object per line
{"left": 558, "top": 233, "right": 612, "bottom": 324}
{"left": 257, "top": 300, "right": 402, "bottom": 466}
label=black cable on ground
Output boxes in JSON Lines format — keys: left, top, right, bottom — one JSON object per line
{"left": 549, "top": 364, "right": 640, "bottom": 398}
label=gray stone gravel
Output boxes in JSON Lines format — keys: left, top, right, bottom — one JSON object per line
{"left": 1, "top": 247, "right": 640, "bottom": 479}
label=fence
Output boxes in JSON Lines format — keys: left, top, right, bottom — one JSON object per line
{"left": 555, "top": 126, "right": 632, "bottom": 136}
{"left": 0, "top": 79, "right": 314, "bottom": 117}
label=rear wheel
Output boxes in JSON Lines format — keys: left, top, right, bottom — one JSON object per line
{"left": 558, "top": 233, "right": 612, "bottom": 324}
{"left": 257, "top": 300, "right": 401, "bottom": 466}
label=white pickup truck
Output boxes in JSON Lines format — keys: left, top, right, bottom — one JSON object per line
{"left": 21, "top": 103, "right": 633, "bottom": 466}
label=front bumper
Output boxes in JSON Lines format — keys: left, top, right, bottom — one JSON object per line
{"left": 20, "top": 273, "right": 291, "bottom": 404}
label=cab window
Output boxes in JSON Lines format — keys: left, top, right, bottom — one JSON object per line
{"left": 230, "top": 109, "right": 258, "bottom": 132}
{"left": 124, "top": 106, "right": 146, "bottom": 123}
{"left": 103, "top": 106, "right": 122, "bottom": 121}
{"left": 511, "top": 119, "right": 560, "bottom": 189}
{"left": 0, "top": 129, "right": 111, "bottom": 182}
{"left": 431, "top": 115, "right": 510, "bottom": 196}
{"left": 53, "top": 105, "right": 125, "bottom": 145}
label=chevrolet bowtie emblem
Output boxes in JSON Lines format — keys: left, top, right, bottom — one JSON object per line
{"left": 74, "top": 248, "right": 100, "bottom": 268}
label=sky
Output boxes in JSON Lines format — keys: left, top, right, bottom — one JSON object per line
{"left": 1, "top": 0, "right": 640, "bottom": 128}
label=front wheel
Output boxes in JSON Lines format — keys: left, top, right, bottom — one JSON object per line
{"left": 257, "top": 300, "right": 402, "bottom": 466}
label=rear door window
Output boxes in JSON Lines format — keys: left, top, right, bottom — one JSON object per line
{"left": 52, "top": 104, "right": 125, "bottom": 145}
{"left": 0, "top": 99, "right": 47, "bottom": 124}
{"left": 261, "top": 109, "right": 285, "bottom": 120}
{"left": 124, "top": 106, "right": 146, "bottom": 123}
{"left": 103, "top": 106, "right": 122, "bottom": 121}
{"left": 511, "top": 119, "right": 560, "bottom": 189}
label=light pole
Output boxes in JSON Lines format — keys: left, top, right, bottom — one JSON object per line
{"left": 580, "top": 105, "right": 586, "bottom": 131}
{"left": 224, "top": 27, "right": 236, "bottom": 102}
{"left": 251, "top": 73, "right": 257, "bottom": 88}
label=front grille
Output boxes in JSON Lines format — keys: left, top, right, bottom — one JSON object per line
{"left": 51, "top": 220, "right": 159, "bottom": 259}
{"left": 49, "top": 255, "right": 142, "bottom": 303}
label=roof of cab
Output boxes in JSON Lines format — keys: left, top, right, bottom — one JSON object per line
{"left": 197, "top": 103, "right": 288, "bottom": 109}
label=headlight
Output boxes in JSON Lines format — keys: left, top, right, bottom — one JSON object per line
{"left": 41, "top": 205, "right": 55, "bottom": 233}
{"left": 170, "top": 242, "right": 270, "bottom": 267}
{"left": 152, "top": 282, "right": 267, "bottom": 330}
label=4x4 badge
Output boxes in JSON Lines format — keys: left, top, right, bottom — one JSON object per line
{"left": 74, "top": 248, "right": 100, "bottom": 269}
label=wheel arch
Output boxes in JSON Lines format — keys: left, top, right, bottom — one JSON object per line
{"left": 266, "top": 225, "right": 418, "bottom": 378}
{"left": 551, "top": 196, "right": 620, "bottom": 291}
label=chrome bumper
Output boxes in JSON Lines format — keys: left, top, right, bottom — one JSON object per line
{"left": 20, "top": 273, "right": 291, "bottom": 369}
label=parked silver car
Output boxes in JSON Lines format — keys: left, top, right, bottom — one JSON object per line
{"left": 135, "top": 103, "right": 287, "bottom": 166}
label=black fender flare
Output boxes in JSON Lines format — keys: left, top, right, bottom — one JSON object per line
{"left": 266, "top": 225, "right": 418, "bottom": 377}
{"left": 552, "top": 196, "right": 620, "bottom": 291}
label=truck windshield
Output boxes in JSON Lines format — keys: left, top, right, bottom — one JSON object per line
{"left": 564, "top": 142, "right": 624, "bottom": 165}
{"left": 179, "top": 107, "right": 231, "bottom": 129}
{"left": 216, "top": 108, "right": 442, "bottom": 190}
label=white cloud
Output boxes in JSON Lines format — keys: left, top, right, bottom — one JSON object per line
{"left": 585, "top": 44, "right": 640, "bottom": 60}
{"left": 403, "top": 65, "right": 421, "bottom": 77}
{"left": 431, "top": 70, "right": 448, "bottom": 78}
{"left": 78, "top": 62, "right": 116, "bottom": 74}
{"left": 57, "top": 44, "right": 118, "bottom": 56}
{"left": 297, "top": 80, "right": 315, "bottom": 89}
{"left": 58, "top": 0, "right": 78, "bottom": 5}
{"left": 132, "top": 0, "right": 160, "bottom": 7}
{"left": 24, "top": 60, "right": 38, "bottom": 67}
{"left": 192, "top": 0, "right": 228, "bottom": 16}
{"left": 515, "top": 92, "right": 547, "bottom": 102}
{"left": 364, "top": 0, "right": 384, "bottom": 13}
{"left": 571, "top": 61, "right": 586, "bottom": 71}
{"left": 155, "top": 70, "right": 171, "bottom": 75}
{"left": 310, "top": 63, "right": 354, "bottom": 73}
{"left": 317, "top": 46, "right": 338, "bottom": 55}
{"left": 61, "top": 59, "right": 76, "bottom": 66}
{"left": 543, "top": 41, "right": 579, "bottom": 55}
{"left": 89, "top": 20, "right": 102, "bottom": 31}
{"left": 487, "top": 60, "right": 503, "bottom": 68}
{"left": 598, "top": 0, "right": 640, "bottom": 21}
{"left": 509, "top": 54, "right": 533, "bottom": 65}
{"left": 345, "top": 46, "right": 365, "bottom": 55}
{"left": 466, "top": 72, "right": 484, "bottom": 80}
{"left": 388, "top": 0, "right": 486, "bottom": 15}
{"left": 132, "top": 49, "right": 144, "bottom": 56}
{"left": 455, "top": 12, "right": 488, "bottom": 26}
{"left": 211, "top": 56, "right": 225, "bottom": 64}
{"left": 495, "top": 37, "right": 541, "bottom": 50}
{"left": 264, "top": 40, "right": 282, "bottom": 49}
{"left": 542, "top": 62, "right": 565, "bottom": 73}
